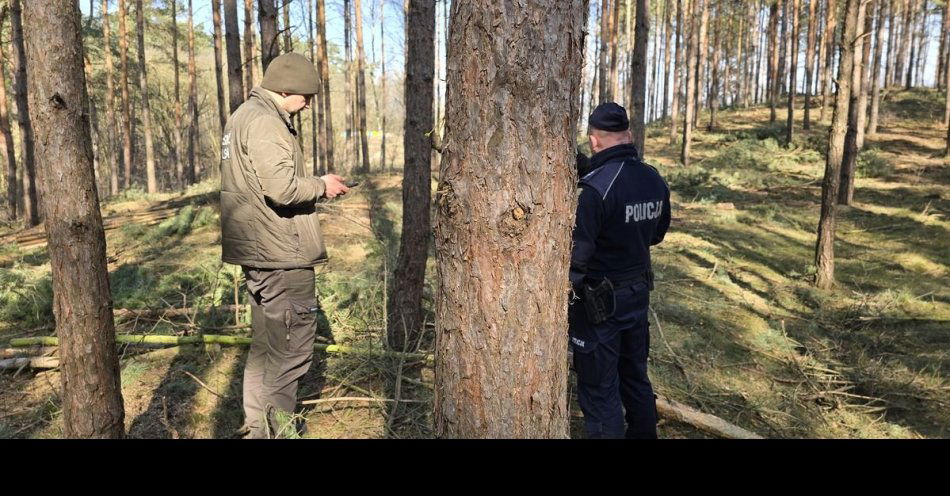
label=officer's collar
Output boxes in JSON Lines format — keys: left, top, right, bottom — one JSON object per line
{"left": 249, "top": 87, "right": 294, "bottom": 129}
{"left": 589, "top": 143, "right": 639, "bottom": 172}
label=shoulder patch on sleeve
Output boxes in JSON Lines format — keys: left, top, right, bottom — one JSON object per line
{"left": 580, "top": 160, "right": 625, "bottom": 200}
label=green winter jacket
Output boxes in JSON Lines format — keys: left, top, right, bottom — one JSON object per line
{"left": 219, "top": 87, "right": 327, "bottom": 268}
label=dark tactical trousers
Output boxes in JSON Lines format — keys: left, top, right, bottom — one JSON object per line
{"left": 571, "top": 282, "right": 658, "bottom": 439}
{"left": 242, "top": 267, "right": 317, "bottom": 438}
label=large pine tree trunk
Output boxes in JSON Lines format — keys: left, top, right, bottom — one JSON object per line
{"left": 838, "top": 0, "right": 869, "bottom": 206}
{"left": 0, "top": 7, "right": 18, "bottom": 220}
{"left": 630, "top": 0, "right": 648, "bottom": 157}
{"left": 354, "top": 0, "right": 370, "bottom": 172}
{"left": 244, "top": 0, "right": 256, "bottom": 97}
{"left": 11, "top": 0, "right": 37, "bottom": 226}
{"left": 118, "top": 0, "right": 133, "bottom": 190}
{"left": 136, "top": 0, "right": 157, "bottom": 194}
{"left": 816, "top": 0, "right": 860, "bottom": 289}
{"left": 867, "top": 0, "right": 886, "bottom": 136}
{"left": 258, "top": 0, "right": 279, "bottom": 72}
{"left": 23, "top": 0, "right": 125, "bottom": 438}
{"left": 212, "top": 0, "right": 228, "bottom": 134}
{"left": 434, "top": 0, "right": 584, "bottom": 438}
{"left": 187, "top": 0, "right": 197, "bottom": 184}
{"left": 787, "top": 0, "right": 800, "bottom": 145}
{"left": 804, "top": 0, "right": 818, "bottom": 129}
{"left": 316, "top": 0, "right": 333, "bottom": 173}
{"left": 224, "top": 0, "right": 244, "bottom": 114}
{"left": 668, "top": 0, "right": 682, "bottom": 144}
{"left": 388, "top": 0, "right": 434, "bottom": 354}
{"left": 681, "top": 0, "right": 699, "bottom": 165}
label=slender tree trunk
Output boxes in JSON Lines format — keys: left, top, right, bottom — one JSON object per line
{"left": 650, "top": 1, "right": 662, "bottom": 123}
{"left": 769, "top": 0, "right": 780, "bottom": 122}
{"left": 886, "top": 0, "right": 898, "bottom": 86}
{"left": 354, "top": 0, "right": 370, "bottom": 172}
{"left": 868, "top": 0, "right": 886, "bottom": 135}
{"left": 136, "top": 0, "right": 157, "bottom": 193}
{"left": 708, "top": 7, "right": 719, "bottom": 131}
{"left": 818, "top": 0, "right": 828, "bottom": 103}
{"left": 855, "top": 1, "right": 873, "bottom": 149}
{"left": 609, "top": 0, "right": 621, "bottom": 101}
{"left": 102, "top": 0, "right": 118, "bottom": 197}
{"left": 896, "top": 0, "right": 913, "bottom": 87}
{"left": 938, "top": 2, "right": 948, "bottom": 89}
{"left": 630, "top": 0, "right": 648, "bottom": 157}
{"left": 244, "top": 0, "right": 256, "bottom": 97}
{"left": 118, "top": 0, "right": 133, "bottom": 190}
{"left": 344, "top": 0, "right": 353, "bottom": 169}
{"left": 316, "top": 0, "right": 333, "bottom": 172}
{"left": 388, "top": 0, "right": 434, "bottom": 354}
{"left": 281, "top": 0, "right": 291, "bottom": 52}
{"left": 380, "top": 0, "right": 386, "bottom": 172}
{"left": 0, "top": 7, "right": 16, "bottom": 220}
{"left": 804, "top": 0, "right": 818, "bottom": 129}
{"left": 787, "top": 0, "right": 800, "bottom": 146}
{"left": 693, "top": 0, "right": 708, "bottom": 128}
{"left": 821, "top": 0, "right": 837, "bottom": 120}
{"left": 837, "top": 0, "right": 867, "bottom": 206}
{"left": 10, "top": 0, "right": 36, "bottom": 226}
{"left": 258, "top": 0, "right": 279, "bottom": 72}
{"left": 23, "top": 0, "right": 125, "bottom": 438}
{"left": 224, "top": 0, "right": 244, "bottom": 114}
{"left": 904, "top": 0, "right": 917, "bottom": 89}
{"left": 681, "top": 0, "right": 700, "bottom": 165}
{"left": 172, "top": 0, "right": 183, "bottom": 187}
{"left": 669, "top": 0, "right": 682, "bottom": 144}
{"left": 662, "top": 0, "right": 672, "bottom": 120}
{"left": 434, "top": 0, "right": 584, "bottom": 439}
{"left": 307, "top": 0, "right": 319, "bottom": 174}
{"left": 912, "top": 1, "right": 927, "bottom": 88}
{"left": 212, "top": 0, "right": 228, "bottom": 134}
{"left": 187, "top": 0, "right": 197, "bottom": 184}
{"left": 816, "top": 0, "right": 860, "bottom": 289}
{"left": 598, "top": 0, "right": 609, "bottom": 103}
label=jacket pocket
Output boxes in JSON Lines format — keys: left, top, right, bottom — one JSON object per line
{"left": 284, "top": 301, "right": 317, "bottom": 354}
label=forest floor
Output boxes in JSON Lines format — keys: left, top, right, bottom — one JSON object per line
{"left": 0, "top": 89, "right": 946, "bottom": 439}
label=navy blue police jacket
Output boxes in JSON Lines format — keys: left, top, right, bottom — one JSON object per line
{"left": 569, "top": 143, "right": 671, "bottom": 351}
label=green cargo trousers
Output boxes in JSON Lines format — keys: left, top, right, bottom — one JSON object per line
{"left": 241, "top": 267, "right": 317, "bottom": 438}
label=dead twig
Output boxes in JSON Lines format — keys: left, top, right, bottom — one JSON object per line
{"left": 182, "top": 370, "right": 224, "bottom": 399}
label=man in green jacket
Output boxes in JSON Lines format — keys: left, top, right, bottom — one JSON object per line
{"left": 220, "top": 53, "right": 348, "bottom": 438}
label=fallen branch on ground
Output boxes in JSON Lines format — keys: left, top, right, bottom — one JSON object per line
{"left": 655, "top": 395, "right": 764, "bottom": 439}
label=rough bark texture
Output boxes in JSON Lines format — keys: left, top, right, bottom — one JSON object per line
{"left": 787, "top": 0, "right": 800, "bottom": 146}
{"left": 244, "top": 0, "right": 256, "bottom": 97}
{"left": 212, "top": 0, "right": 228, "bottom": 133}
{"left": 316, "top": 0, "right": 333, "bottom": 172}
{"left": 816, "top": 0, "right": 859, "bottom": 290}
{"left": 804, "top": 0, "right": 818, "bottom": 129}
{"left": 224, "top": 0, "right": 244, "bottom": 114}
{"left": 838, "top": 0, "right": 868, "bottom": 206}
{"left": 187, "top": 0, "right": 197, "bottom": 184}
{"left": 354, "top": 0, "right": 370, "bottom": 172}
{"left": 630, "top": 0, "right": 648, "bottom": 157}
{"left": 388, "top": 0, "right": 434, "bottom": 354}
{"left": 258, "top": 0, "right": 279, "bottom": 72}
{"left": 118, "top": 0, "right": 133, "bottom": 189}
{"left": 867, "top": 0, "right": 885, "bottom": 136}
{"left": 136, "top": 0, "right": 157, "bottom": 193}
{"left": 821, "top": 0, "right": 837, "bottom": 121}
{"left": 668, "top": 0, "right": 682, "bottom": 144}
{"left": 22, "top": 0, "right": 125, "bottom": 438}
{"left": 434, "top": 0, "right": 585, "bottom": 438}
{"left": 11, "top": 0, "right": 37, "bottom": 226}
{"left": 0, "top": 7, "right": 17, "bottom": 220}
{"left": 681, "top": 0, "right": 700, "bottom": 165}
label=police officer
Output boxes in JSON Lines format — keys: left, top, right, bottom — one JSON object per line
{"left": 569, "top": 102, "right": 671, "bottom": 439}
{"left": 220, "top": 53, "right": 350, "bottom": 438}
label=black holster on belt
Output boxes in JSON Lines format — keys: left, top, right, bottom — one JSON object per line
{"left": 582, "top": 278, "right": 615, "bottom": 325}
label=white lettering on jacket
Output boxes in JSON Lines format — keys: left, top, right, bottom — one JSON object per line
{"left": 625, "top": 200, "right": 663, "bottom": 223}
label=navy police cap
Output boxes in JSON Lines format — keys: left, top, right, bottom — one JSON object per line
{"left": 588, "top": 102, "right": 630, "bottom": 132}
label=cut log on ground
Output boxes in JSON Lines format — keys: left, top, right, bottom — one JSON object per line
{"left": 0, "top": 356, "right": 59, "bottom": 370}
{"left": 656, "top": 395, "right": 764, "bottom": 439}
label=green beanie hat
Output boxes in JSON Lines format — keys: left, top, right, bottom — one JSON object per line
{"left": 260, "top": 53, "right": 320, "bottom": 95}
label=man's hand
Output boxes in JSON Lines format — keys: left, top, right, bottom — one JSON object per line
{"left": 320, "top": 174, "right": 350, "bottom": 199}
